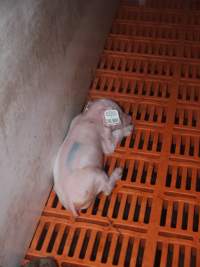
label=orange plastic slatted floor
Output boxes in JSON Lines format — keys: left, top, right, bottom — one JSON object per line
{"left": 23, "top": 1, "right": 200, "bottom": 266}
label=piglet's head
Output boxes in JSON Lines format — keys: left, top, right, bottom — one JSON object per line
{"left": 119, "top": 110, "right": 132, "bottom": 128}
{"left": 84, "top": 99, "right": 133, "bottom": 131}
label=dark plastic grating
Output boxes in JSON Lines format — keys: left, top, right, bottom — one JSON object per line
{"left": 23, "top": 1, "right": 200, "bottom": 266}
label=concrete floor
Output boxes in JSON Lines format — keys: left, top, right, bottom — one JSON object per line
{"left": 0, "top": 1, "right": 119, "bottom": 266}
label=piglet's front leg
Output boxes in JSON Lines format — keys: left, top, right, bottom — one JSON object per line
{"left": 123, "top": 125, "right": 134, "bottom": 137}
{"left": 101, "top": 127, "right": 116, "bottom": 155}
{"left": 112, "top": 125, "right": 134, "bottom": 146}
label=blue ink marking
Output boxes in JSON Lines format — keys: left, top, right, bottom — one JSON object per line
{"left": 66, "top": 142, "right": 81, "bottom": 165}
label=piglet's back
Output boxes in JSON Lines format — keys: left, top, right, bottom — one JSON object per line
{"left": 55, "top": 119, "right": 103, "bottom": 176}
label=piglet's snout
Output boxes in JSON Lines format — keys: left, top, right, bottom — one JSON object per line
{"left": 123, "top": 114, "right": 132, "bottom": 126}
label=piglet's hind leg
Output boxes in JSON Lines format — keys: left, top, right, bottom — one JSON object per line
{"left": 103, "top": 167, "right": 122, "bottom": 196}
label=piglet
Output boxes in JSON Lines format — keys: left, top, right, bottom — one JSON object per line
{"left": 53, "top": 99, "right": 133, "bottom": 216}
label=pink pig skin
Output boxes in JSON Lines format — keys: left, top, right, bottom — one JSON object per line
{"left": 53, "top": 99, "right": 133, "bottom": 216}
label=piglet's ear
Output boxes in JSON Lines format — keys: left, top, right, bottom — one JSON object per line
{"left": 87, "top": 100, "right": 93, "bottom": 107}
{"left": 83, "top": 100, "right": 93, "bottom": 112}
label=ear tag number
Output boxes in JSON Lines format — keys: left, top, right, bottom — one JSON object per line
{"left": 104, "top": 109, "right": 121, "bottom": 126}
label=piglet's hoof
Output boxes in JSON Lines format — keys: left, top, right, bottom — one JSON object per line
{"left": 23, "top": 257, "right": 58, "bottom": 267}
